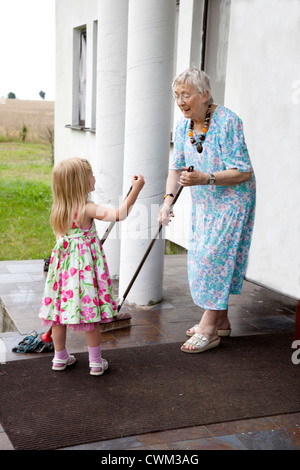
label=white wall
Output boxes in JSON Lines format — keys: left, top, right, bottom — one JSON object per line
{"left": 168, "top": 0, "right": 300, "bottom": 299}
{"left": 55, "top": 0, "right": 98, "bottom": 166}
{"left": 224, "top": 0, "right": 300, "bottom": 299}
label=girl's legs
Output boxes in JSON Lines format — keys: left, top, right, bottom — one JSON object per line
{"left": 85, "top": 325, "right": 101, "bottom": 347}
{"left": 85, "top": 326, "right": 108, "bottom": 375}
{"left": 51, "top": 324, "right": 67, "bottom": 351}
{"left": 51, "top": 324, "right": 76, "bottom": 368}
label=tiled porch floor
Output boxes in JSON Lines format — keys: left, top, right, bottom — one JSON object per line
{"left": 0, "top": 255, "right": 299, "bottom": 450}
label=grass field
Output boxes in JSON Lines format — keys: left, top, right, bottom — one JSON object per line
{"left": 0, "top": 99, "right": 55, "bottom": 260}
{"left": 0, "top": 98, "right": 54, "bottom": 142}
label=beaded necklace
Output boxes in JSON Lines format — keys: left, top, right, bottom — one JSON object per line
{"left": 188, "top": 104, "right": 211, "bottom": 153}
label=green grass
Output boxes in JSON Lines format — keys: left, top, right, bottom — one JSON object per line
{"left": 165, "top": 240, "right": 187, "bottom": 255}
{"left": 0, "top": 141, "right": 55, "bottom": 260}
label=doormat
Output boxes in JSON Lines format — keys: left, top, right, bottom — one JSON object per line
{"left": 0, "top": 332, "right": 299, "bottom": 450}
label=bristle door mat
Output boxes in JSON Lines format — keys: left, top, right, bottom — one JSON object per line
{"left": 0, "top": 332, "right": 299, "bottom": 450}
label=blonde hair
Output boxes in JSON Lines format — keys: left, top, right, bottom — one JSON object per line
{"left": 172, "top": 67, "right": 213, "bottom": 105}
{"left": 50, "top": 157, "right": 93, "bottom": 236}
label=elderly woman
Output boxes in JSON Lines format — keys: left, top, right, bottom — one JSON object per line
{"left": 158, "top": 67, "right": 256, "bottom": 353}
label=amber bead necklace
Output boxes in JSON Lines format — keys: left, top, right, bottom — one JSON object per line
{"left": 188, "top": 104, "right": 211, "bottom": 153}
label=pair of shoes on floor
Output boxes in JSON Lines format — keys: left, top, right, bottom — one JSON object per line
{"left": 52, "top": 355, "right": 109, "bottom": 376}
{"left": 186, "top": 324, "right": 231, "bottom": 338}
{"left": 52, "top": 355, "right": 77, "bottom": 371}
{"left": 89, "top": 358, "right": 109, "bottom": 376}
{"left": 181, "top": 333, "right": 220, "bottom": 354}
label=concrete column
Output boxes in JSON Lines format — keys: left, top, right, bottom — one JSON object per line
{"left": 119, "top": 0, "right": 176, "bottom": 305}
{"left": 94, "top": 0, "right": 129, "bottom": 277}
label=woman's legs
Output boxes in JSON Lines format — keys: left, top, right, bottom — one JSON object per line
{"left": 195, "top": 309, "right": 220, "bottom": 341}
{"left": 217, "top": 309, "right": 231, "bottom": 331}
{"left": 186, "top": 309, "right": 231, "bottom": 336}
{"left": 182, "top": 308, "right": 230, "bottom": 352}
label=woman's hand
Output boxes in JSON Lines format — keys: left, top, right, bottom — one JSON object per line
{"left": 157, "top": 204, "right": 174, "bottom": 226}
{"left": 179, "top": 167, "right": 208, "bottom": 186}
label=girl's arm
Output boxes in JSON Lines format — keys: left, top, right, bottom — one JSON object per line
{"left": 85, "top": 174, "right": 145, "bottom": 222}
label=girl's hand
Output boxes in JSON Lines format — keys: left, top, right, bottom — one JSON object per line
{"left": 157, "top": 204, "right": 174, "bottom": 226}
{"left": 132, "top": 174, "right": 145, "bottom": 191}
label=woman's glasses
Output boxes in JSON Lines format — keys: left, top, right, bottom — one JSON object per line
{"left": 172, "top": 91, "right": 198, "bottom": 102}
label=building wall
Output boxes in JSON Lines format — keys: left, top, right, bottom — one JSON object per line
{"left": 167, "top": 0, "right": 300, "bottom": 300}
{"left": 224, "top": 0, "right": 300, "bottom": 299}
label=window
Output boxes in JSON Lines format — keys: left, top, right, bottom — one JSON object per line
{"left": 69, "top": 26, "right": 87, "bottom": 129}
{"left": 91, "top": 21, "right": 98, "bottom": 131}
{"left": 201, "top": 0, "right": 231, "bottom": 104}
{"left": 78, "top": 28, "right": 87, "bottom": 126}
{"left": 67, "top": 24, "right": 97, "bottom": 132}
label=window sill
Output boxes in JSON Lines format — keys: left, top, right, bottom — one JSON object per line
{"left": 65, "top": 124, "right": 95, "bottom": 133}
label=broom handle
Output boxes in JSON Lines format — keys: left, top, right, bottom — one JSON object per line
{"left": 117, "top": 165, "right": 194, "bottom": 312}
{"left": 100, "top": 183, "right": 134, "bottom": 244}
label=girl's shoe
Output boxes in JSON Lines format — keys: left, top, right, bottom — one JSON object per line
{"left": 89, "top": 358, "right": 109, "bottom": 376}
{"left": 52, "top": 355, "right": 77, "bottom": 371}
{"left": 186, "top": 324, "right": 231, "bottom": 337}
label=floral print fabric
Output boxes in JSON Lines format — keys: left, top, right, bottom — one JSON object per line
{"left": 171, "top": 106, "right": 256, "bottom": 310}
{"left": 39, "top": 219, "right": 116, "bottom": 329}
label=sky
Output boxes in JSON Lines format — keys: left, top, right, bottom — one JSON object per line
{"left": 0, "top": 0, "right": 55, "bottom": 101}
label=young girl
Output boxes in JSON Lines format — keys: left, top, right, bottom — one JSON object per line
{"left": 39, "top": 157, "right": 144, "bottom": 376}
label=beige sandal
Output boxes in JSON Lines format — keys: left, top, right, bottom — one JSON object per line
{"left": 181, "top": 333, "right": 220, "bottom": 354}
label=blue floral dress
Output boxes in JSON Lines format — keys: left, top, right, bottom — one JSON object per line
{"left": 171, "top": 106, "right": 256, "bottom": 310}
{"left": 39, "top": 219, "right": 116, "bottom": 330}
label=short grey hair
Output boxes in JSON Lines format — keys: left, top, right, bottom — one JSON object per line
{"left": 172, "top": 67, "right": 213, "bottom": 105}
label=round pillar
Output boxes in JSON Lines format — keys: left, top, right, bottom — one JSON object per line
{"left": 119, "top": 0, "right": 176, "bottom": 305}
{"left": 95, "top": 0, "right": 129, "bottom": 277}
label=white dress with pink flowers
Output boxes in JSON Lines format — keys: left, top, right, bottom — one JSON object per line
{"left": 39, "top": 219, "right": 116, "bottom": 330}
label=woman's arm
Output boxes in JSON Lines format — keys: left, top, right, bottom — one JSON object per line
{"left": 179, "top": 167, "right": 252, "bottom": 187}
{"left": 86, "top": 174, "right": 145, "bottom": 222}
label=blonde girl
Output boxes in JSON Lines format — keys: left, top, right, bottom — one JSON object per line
{"left": 39, "top": 157, "right": 144, "bottom": 375}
